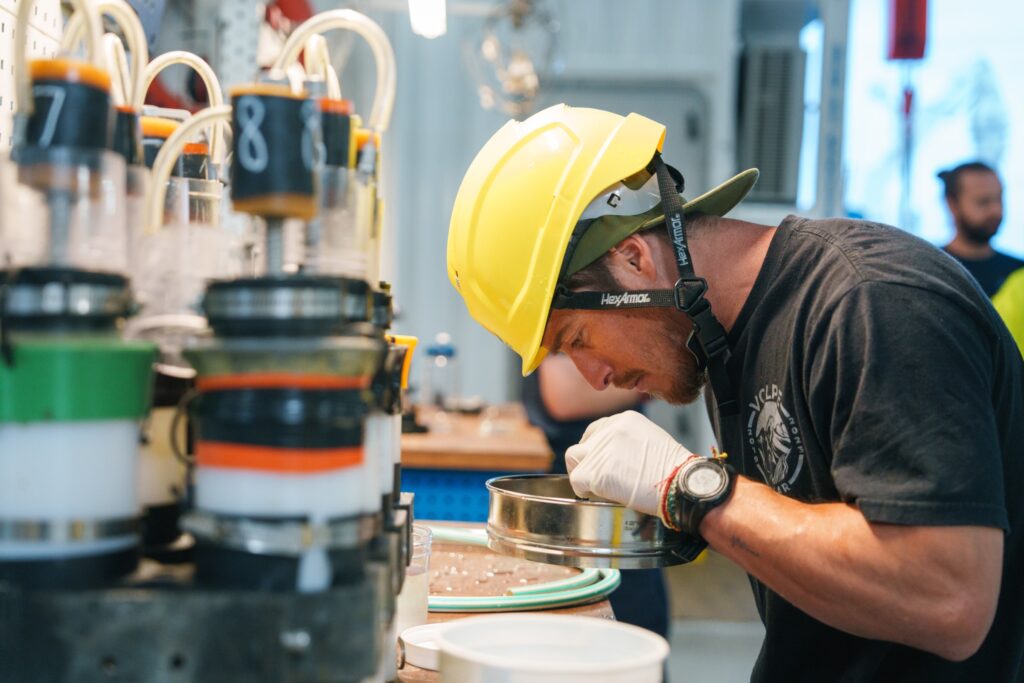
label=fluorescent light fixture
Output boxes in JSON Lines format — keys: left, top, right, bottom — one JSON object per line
{"left": 408, "top": 0, "right": 447, "bottom": 39}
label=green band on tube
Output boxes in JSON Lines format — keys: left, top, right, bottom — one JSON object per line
{"left": 0, "top": 338, "right": 157, "bottom": 423}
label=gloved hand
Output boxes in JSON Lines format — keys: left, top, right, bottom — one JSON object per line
{"left": 566, "top": 410, "right": 696, "bottom": 517}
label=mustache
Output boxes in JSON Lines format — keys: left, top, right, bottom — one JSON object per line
{"left": 611, "top": 370, "right": 643, "bottom": 389}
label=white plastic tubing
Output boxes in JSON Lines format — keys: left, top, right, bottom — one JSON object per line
{"left": 62, "top": 0, "right": 148, "bottom": 107}
{"left": 303, "top": 34, "right": 342, "bottom": 101}
{"left": 271, "top": 9, "right": 396, "bottom": 133}
{"left": 15, "top": 0, "right": 103, "bottom": 117}
{"left": 144, "top": 105, "right": 232, "bottom": 235}
{"left": 137, "top": 52, "right": 228, "bottom": 164}
{"left": 63, "top": 5, "right": 227, "bottom": 167}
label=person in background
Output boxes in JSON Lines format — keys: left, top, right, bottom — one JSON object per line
{"left": 939, "top": 161, "right": 1024, "bottom": 296}
{"left": 522, "top": 354, "right": 670, "bottom": 639}
{"left": 993, "top": 267, "right": 1024, "bottom": 351}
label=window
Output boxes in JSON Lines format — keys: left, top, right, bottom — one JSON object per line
{"left": 843, "top": 0, "right": 1024, "bottom": 256}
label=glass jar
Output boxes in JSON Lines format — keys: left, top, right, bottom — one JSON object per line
{"left": 395, "top": 525, "right": 433, "bottom": 636}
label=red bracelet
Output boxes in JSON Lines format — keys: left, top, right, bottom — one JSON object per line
{"left": 658, "top": 461, "right": 687, "bottom": 531}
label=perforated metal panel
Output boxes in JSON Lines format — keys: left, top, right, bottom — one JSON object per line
{"left": 0, "top": 0, "right": 61, "bottom": 149}
{"left": 126, "top": 0, "right": 166, "bottom": 50}
{"left": 209, "top": 0, "right": 261, "bottom": 90}
{"left": 401, "top": 469, "right": 495, "bottom": 522}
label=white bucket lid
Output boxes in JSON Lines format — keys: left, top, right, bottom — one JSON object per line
{"left": 399, "top": 622, "right": 448, "bottom": 671}
{"left": 436, "top": 613, "right": 669, "bottom": 676}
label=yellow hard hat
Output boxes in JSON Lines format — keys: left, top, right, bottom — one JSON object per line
{"left": 447, "top": 104, "right": 666, "bottom": 376}
{"left": 448, "top": 103, "right": 757, "bottom": 376}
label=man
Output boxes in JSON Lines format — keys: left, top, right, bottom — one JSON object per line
{"left": 447, "top": 105, "right": 1022, "bottom": 681}
{"left": 939, "top": 161, "right": 1024, "bottom": 296}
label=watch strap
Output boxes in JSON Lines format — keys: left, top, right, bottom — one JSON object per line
{"left": 674, "top": 458, "right": 736, "bottom": 538}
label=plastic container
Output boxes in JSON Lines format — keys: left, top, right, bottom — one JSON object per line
{"left": 359, "top": 412, "right": 383, "bottom": 516}
{"left": 363, "top": 411, "right": 393, "bottom": 511}
{"left": 307, "top": 166, "right": 375, "bottom": 279}
{"left": 124, "top": 163, "right": 149, "bottom": 275}
{"left": 1, "top": 147, "right": 127, "bottom": 272}
{"left": 185, "top": 336, "right": 385, "bottom": 520}
{"left": 395, "top": 525, "right": 432, "bottom": 636}
{"left": 423, "top": 333, "right": 458, "bottom": 410}
{"left": 437, "top": 614, "right": 669, "bottom": 683}
{"left": 128, "top": 177, "right": 238, "bottom": 332}
{"left": 398, "top": 622, "right": 446, "bottom": 672}
{"left": 0, "top": 420, "right": 140, "bottom": 560}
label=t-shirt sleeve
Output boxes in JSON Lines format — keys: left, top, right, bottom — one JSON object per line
{"left": 808, "top": 281, "right": 1009, "bottom": 530}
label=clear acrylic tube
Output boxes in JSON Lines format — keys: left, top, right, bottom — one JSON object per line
{"left": 2, "top": 147, "right": 128, "bottom": 272}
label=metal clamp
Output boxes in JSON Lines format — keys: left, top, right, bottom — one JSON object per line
{"left": 5, "top": 281, "right": 132, "bottom": 319}
{"left": 203, "top": 284, "right": 346, "bottom": 321}
{"left": 0, "top": 517, "right": 138, "bottom": 542}
{"left": 181, "top": 511, "right": 377, "bottom": 556}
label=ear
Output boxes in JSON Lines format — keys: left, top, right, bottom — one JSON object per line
{"left": 605, "top": 234, "right": 659, "bottom": 287}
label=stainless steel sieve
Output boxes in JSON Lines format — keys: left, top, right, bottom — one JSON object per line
{"left": 486, "top": 474, "right": 705, "bottom": 569}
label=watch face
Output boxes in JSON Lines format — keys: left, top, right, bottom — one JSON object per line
{"left": 684, "top": 462, "right": 725, "bottom": 498}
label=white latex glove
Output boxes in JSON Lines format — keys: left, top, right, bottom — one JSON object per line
{"left": 566, "top": 410, "right": 695, "bottom": 517}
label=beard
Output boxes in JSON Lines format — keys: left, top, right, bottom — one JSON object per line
{"left": 652, "top": 340, "right": 706, "bottom": 405}
{"left": 959, "top": 217, "right": 1002, "bottom": 246}
{"left": 612, "top": 310, "right": 707, "bottom": 405}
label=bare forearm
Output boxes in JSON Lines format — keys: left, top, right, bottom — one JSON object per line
{"left": 701, "top": 477, "right": 1002, "bottom": 660}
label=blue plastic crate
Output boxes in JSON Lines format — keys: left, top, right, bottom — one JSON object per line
{"left": 402, "top": 468, "right": 510, "bottom": 522}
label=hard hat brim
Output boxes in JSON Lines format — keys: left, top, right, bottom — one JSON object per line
{"left": 562, "top": 168, "right": 760, "bottom": 279}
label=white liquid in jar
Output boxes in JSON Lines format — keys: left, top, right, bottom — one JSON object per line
{"left": 395, "top": 565, "right": 429, "bottom": 638}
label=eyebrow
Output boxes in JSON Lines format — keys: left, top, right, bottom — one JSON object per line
{"left": 549, "top": 322, "right": 570, "bottom": 354}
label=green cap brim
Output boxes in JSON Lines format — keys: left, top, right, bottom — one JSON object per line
{"left": 563, "top": 168, "right": 760, "bottom": 278}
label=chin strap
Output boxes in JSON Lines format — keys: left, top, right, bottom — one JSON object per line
{"left": 552, "top": 154, "right": 737, "bottom": 417}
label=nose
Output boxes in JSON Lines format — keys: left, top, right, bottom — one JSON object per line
{"left": 569, "top": 353, "right": 613, "bottom": 390}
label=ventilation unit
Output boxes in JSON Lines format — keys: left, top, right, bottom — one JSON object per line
{"left": 737, "top": 44, "right": 806, "bottom": 203}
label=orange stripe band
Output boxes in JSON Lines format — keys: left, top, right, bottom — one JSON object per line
{"left": 30, "top": 58, "right": 111, "bottom": 91}
{"left": 141, "top": 116, "right": 179, "bottom": 139}
{"left": 196, "top": 373, "right": 370, "bottom": 392}
{"left": 354, "top": 128, "right": 380, "bottom": 150}
{"left": 319, "top": 98, "right": 354, "bottom": 115}
{"left": 230, "top": 83, "right": 307, "bottom": 100}
{"left": 197, "top": 442, "right": 363, "bottom": 473}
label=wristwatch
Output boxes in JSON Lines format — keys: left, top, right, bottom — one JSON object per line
{"left": 673, "top": 457, "right": 736, "bottom": 537}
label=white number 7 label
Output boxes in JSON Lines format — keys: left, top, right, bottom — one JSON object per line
{"left": 32, "top": 85, "right": 66, "bottom": 147}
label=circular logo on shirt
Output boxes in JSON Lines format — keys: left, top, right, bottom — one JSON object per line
{"left": 746, "top": 383, "right": 805, "bottom": 493}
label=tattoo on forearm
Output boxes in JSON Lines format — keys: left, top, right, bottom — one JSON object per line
{"left": 730, "top": 535, "right": 761, "bottom": 558}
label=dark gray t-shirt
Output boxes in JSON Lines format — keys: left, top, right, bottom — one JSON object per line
{"left": 942, "top": 247, "right": 1024, "bottom": 298}
{"left": 707, "top": 216, "right": 1023, "bottom": 682}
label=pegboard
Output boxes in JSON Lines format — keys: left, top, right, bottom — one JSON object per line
{"left": 127, "top": 0, "right": 166, "bottom": 50}
{"left": 401, "top": 468, "right": 496, "bottom": 523}
{"left": 208, "top": 0, "right": 260, "bottom": 90}
{"left": 0, "top": 0, "right": 61, "bottom": 150}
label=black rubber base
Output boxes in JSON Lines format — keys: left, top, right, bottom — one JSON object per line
{"left": 1, "top": 267, "right": 128, "bottom": 332}
{"left": 0, "top": 567, "right": 383, "bottom": 683}
{"left": 0, "top": 546, "right": 138, "bottom": 591}
{"left": 192, "top": 542, "right": 367, "bottom": 592}
{"left": 142, "top": 501, "right": 184, "bottom": 548}
{"left": 203, "top": 276, "right": 377, "bottom": 337}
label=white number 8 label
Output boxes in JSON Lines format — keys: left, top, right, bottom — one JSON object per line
{"left": 236, "top": 96, "right": 269, "bottom": 173}
{"left": 300, "top": 99, "right": 322, "bottom": 172}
